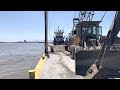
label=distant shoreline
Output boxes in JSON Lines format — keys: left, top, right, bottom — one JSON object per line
{"left": 0, "top": 42, "right": 52, "bottom": 43}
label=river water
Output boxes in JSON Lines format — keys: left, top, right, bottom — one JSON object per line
{"left": 0, "top": 43, "right": 44, "bottom": 79}
{"left": 0, "top": 43, "right": 120, "bottom": 79}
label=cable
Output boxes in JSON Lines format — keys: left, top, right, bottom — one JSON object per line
{"left": 95, "top": 11, "right": 117, "bottom": 67}
{"left": 99, "top": 45, "right": 107, "bottom": 67}
{"left": 100, "top": 11, "right": 107, "bottom": 21}
{"left": 93, "top": 11, "right": 107, "bottom": 64}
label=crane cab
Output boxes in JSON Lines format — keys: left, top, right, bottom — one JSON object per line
{"left": 74, "top": 19, "right": 102, "bottom": 49}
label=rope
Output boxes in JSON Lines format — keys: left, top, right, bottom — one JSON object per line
{"left": 93, "top": 11, "right": 107, "bottom": 64}
{"left": 99, "top": 45, "right": 107, "bottom": 67}
{"left": 100, "top": 11, "right": 107, "bottom": 21}
{"left": 94, "top": 47, "right": 102, "bottom": 64}
{"left": 94, "top": 11, "right": 117, "bottom": 67}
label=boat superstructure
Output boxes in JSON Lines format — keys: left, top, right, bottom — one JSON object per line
{"left": 53, "top": 27, "right": 64, "bottom": 45}
{"left": 69, "top": 11, "right": 102, "bottom": 50}
{"left": 68, "top": 11, "right": 120, "bottom": 78}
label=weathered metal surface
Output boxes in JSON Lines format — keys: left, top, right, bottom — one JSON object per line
{"left": 75, "top": 50, "right": 120, "bottom": 78}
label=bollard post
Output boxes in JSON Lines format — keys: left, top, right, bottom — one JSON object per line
{"left": 29, "top": 70, "right": 35, "bottom": 79}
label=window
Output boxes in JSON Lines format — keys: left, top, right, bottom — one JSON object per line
{"left": 96, "top": 26, "right": 102, "bottom": 36}
{"left": 88, "top": 27, "right": 91, "bottom": 34}
{"left": 82, "top": 28, "right": 87, "bottom": 34}
{"left": 93, "top": 27, "right": 96, "bottom": 35}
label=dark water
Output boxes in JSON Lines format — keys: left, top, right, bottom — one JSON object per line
{"left": 0, "top": 43, "right": 44, "bottom": 79}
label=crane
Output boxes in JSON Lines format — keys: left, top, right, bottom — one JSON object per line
{"left": 85, "top": 11, "right": 120, "bottom": 79}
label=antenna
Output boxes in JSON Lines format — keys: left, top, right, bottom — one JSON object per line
{"left": 79, "top": 11, "right": 94, "bottom": 21}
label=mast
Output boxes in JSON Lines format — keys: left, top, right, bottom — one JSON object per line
{"left": 44, "top": 11, "right": 49, "bottom": 57}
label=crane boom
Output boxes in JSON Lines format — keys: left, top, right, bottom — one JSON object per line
{"left": 98, "top": 11, "right": 120, "bottom": 60}
{"left": 85, "top": 11, "right": 120, "bottom": 79}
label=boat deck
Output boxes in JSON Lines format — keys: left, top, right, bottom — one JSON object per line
{"left": 40, "top": 45, "right": 85, "bottom": 79}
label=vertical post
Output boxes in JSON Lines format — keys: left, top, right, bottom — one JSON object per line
{"left": 44, "top": 11, "right": 49, "bottom": 56}
{"left": 29, "top": 70, "right": 35, "bottom": 79}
